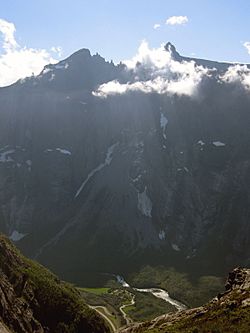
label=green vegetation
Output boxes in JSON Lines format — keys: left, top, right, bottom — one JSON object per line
{"left": 79, "top": 287, "right": 127, "bottom": 328}
{"left": 91, "top": 306, "right": 117, "bottom": 332}
{"left": 124, "top": 291, "right": 176, "bottom": 322}
{"left": 128, "top": 265, "right": 224, "bottom": 307}
{"left": 121, "top": 268, "right": 250, "bottom": 333}
{"left": 0, "top": 235, "right": 110, "bottom": 333}
{"left": 0, "top": 234, "right": 228, "bottom": 332}
{"left": 133, "top": 288, "right": 250, "bottom": 333}
{"left": 79, "top": 282, "right": 178, "bottom": 325}
{"left": 79, "top": 287, "right": 110, "bottom": 295}
{"left": 23, "top": 259, "right": 102, "bottom": 332}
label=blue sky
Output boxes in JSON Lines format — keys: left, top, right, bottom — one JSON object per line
{"left": 0, "top": 0, "right": 250, "bottom": 86}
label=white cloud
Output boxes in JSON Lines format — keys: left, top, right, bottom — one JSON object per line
{"left": 0, "top": 18, "right": 61, "bottom": 87}
{"left": 243, "top": 41, "right": 250, "bottom": 55}
{"left": 220, "top": 64, "right": 250, "bottom": 90}
{"left": 0, "top": 18, "right": 18, "bottom": 51}
{"left": 93, "top": 41, "right": 209, "bottom": 98}
{"left": 166, "top": 16, "right": 188, "bottom": 26}
{"left": 51, "top": 46, "right": 63, "bottom": 57}
{"left": 153, "top": 23, "right": 161, "bottom": 30}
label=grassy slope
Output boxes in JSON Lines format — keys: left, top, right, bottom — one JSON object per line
{"left": 135, "top": 288, "right": 250, "bottom": 333}
{"left": 79, "top": 287, "right": 110, "bottom": 295}
{"left": 0, "top": 234, "right": 110, "bottom": 333}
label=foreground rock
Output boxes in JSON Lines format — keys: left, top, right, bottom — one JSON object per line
{"left": 0, "top": 234, "right": 110, "bottom": 333}
{"left": 119, "top": 268, "right": 250, "bottom": 333}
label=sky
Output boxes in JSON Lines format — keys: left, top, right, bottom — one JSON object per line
{"left": 1, "top": 0, "right": 250, "bottom": 86}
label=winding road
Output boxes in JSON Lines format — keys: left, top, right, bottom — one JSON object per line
{"left": 119, "top": 295, "right": 135, "bottom": 325}
{"left": 90, "top": 305, "right": 117, "bottom": 332}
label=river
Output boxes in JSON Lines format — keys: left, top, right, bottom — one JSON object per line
{"left": 116, "top": 275, "right": 187, "bottom": 311}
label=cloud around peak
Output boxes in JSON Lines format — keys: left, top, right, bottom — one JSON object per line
{"left": 220, "top": 64, "right": 250, "bottom": 91}
{"left": 93, "top": 41, "right": 209, "bottom": 98}
{"left": 0, "top": 18, "right": 61, "bottom": 87}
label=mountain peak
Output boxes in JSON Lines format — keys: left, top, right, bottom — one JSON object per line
{"left": 165, "top": 42, "right": 182, "bottom": 61}
{"left": 65, "top": 48, "right": 92, "bottom": 64}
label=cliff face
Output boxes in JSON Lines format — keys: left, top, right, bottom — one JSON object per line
{"left": 119, "top": 267, "right": 250, "bottom": 333}
{"left": 0, "top": 44, "right": 250, "bottom": 282}
{"left": 0, "top": 234, "right": 110, "bottom": 333}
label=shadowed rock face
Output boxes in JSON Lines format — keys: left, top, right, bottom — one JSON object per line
{"left": 0, "top": 44, "right": 250, "bottom": 283}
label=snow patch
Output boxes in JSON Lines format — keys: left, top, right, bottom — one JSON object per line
{"left": 9, "top": 230, "right": 26, "bottom": 242}
{"left": 137, "top": 186, "right": 152, "bottom": 218}
{"left": 160, "top": 113, "right": 168, "bottom": 139}
{"left": 159, "top": 230, "right": 166, "bottom": 240}
{"left": 44, "top": 148, "right": 72, "bottom": 155}
{"left": 131, "top": 174, "right": 142, "bottom": 182}
{"left": 54, "top": 62, "right": 69, "bottom": 70}
{"left": 56, "top": 148, "right": 72, "bottom": 155}
{"left": 172, "top": 243, "right": 180, "bottom": 251}
{"left": 213, "top": 141, "right": 226, "bottom": 147}
{"left": 105, "top": 143, "right": 117, "bottom": 164}
{"left": 26, "top": 160, "right": 32, "bottom": 172}
{"left": 0, "top": 149, "right": 15, "bottom": 162}
{"left": 75, "top": 143, "right": 118, "bottom": 198}
{"left": 49, "top": 73, "right": 55, "bottom": 81}
{"left": 42, "top": 67, "right": 52, "bottom": 75}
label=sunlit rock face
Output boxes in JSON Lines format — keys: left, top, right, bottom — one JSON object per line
{"left": 0, "top": 43, "right": 250, "bottom": 283}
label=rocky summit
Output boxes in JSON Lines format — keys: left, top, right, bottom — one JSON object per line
{"left": 0, "top": 43, "right": 250, "bottom": 283}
